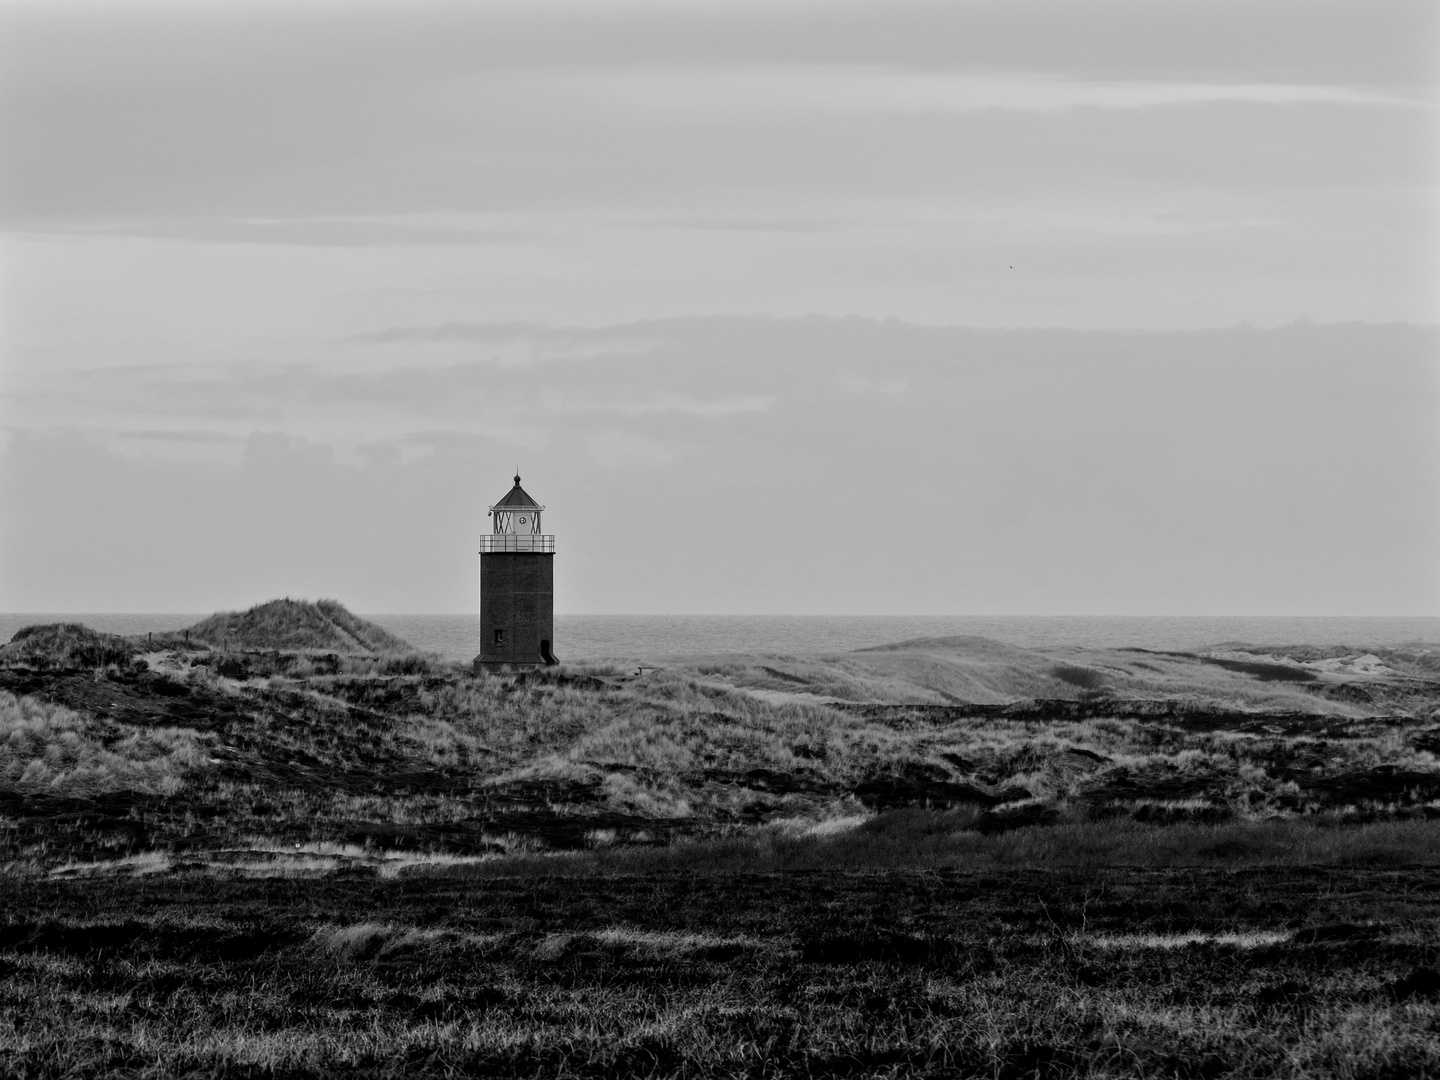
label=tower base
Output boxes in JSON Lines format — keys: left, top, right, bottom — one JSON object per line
{"left": 478, "top": 549, "right": 555, "bottom": 671}
{"left": 472, "top": 644, "right": 558, "bottom": 674}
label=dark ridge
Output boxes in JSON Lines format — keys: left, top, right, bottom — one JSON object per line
{"left": 1199, "top": 656, "right": 1318, "bottom": 683}
{"left": 829, "top": 699, "right": 1417, "bottom": 736}
{"left": 1052, "top": 664, "right": 1106, "bottom": 690}
{"left": 851, "top": 635, "right": 1033, "bottom": 657}
{"left": 182, "top": 598, "right": 413, "bottom": 654}
{"left": 759, "top": 665, "right": 810, "bottom": 684}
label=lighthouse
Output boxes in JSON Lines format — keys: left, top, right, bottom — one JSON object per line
{"left": 474, "top": 473, "right": 557, "bottom": 668}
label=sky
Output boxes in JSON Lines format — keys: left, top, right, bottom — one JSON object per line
{"left": 1, "top": 0, "right": 1437, "bottom": 615}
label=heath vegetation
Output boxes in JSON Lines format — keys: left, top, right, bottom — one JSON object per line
{"left": 2, "top": 606, "right": 1437, "bottom": 869}
{"left": 2, "top": 601, "right": 1438, "bottom": 1076}
{"left": 5, "top": 867, "right": 1440, "bottom": 1078}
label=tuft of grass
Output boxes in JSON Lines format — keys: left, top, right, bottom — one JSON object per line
{"left": 0, "top": 691, "right": 208, "bottom": 798}
{"left": 310, "top": 921, "right": 395, "bottom": 961}
{"left": 49, "top": 851, "right": 173, "bottom": 877}
{"left": 1085, "top": 929, "right": 1292, "bottom": 949}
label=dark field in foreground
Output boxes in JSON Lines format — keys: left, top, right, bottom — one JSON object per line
{"left": 4, "top": 865, "right": 1440, "bottom": 1078}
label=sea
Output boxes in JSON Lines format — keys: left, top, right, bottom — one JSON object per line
{"left": 1, "top": 614, "right": 1437, "bottom": 663}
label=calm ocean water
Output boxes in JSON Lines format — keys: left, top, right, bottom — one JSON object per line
{"left": 2, "top": 613, "right": 1437, "bottom": 662}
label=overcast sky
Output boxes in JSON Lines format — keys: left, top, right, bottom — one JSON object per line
{"left": 1, "top": 0, "right": 1437, "bottom": 615}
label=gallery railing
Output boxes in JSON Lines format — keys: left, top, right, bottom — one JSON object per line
{"left": 479, "top": 535, "right": 556, "bottom": 553}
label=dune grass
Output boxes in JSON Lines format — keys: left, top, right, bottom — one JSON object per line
{"left": 0, "top": 690, "right": 208, "bottom": 798}
{"left": 399, "top": 662, "right": 1440, "bottom": 832}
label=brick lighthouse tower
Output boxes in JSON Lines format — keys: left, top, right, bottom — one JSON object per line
{"left": 474, "top": 473, "right": 557, "bottom": 668}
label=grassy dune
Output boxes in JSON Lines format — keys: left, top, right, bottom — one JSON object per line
{"left": 1, "top": 619, "right": 1438, "bottom": 868}
{"left": 184, "top": 598, "right": 414, "bottom": 653}
{"left": 680, "top": 634, "right": 1440, "bottom": 710}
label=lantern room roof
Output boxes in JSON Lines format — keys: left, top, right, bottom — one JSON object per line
{"left": 491, "top": 474, "right": 542, "bottom": 510}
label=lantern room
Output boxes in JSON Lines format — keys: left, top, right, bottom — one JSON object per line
{"left": 491, "top": 474, "right": 542, "bottom": 534}
{"left": 481, "top": 474, "right": 554, "bottom": 553}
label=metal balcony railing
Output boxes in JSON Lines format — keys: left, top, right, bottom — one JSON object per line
{"left": 480, "top": 534, "right": 555, "bottom": 553}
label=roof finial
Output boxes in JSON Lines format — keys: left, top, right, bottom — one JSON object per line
{"left": 514, "top": 469, "right": 521, "bottom": 486}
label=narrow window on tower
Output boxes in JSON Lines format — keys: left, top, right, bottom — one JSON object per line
{"left": 493, "top": 628, "right": 505, "bottom": 645}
